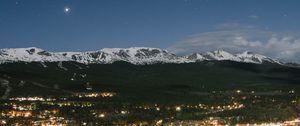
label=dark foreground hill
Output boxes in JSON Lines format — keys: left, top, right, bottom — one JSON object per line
{"left": 0, "top": 61, "right": 300, "bottom": 101}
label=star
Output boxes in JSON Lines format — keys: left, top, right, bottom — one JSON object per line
{"left": 64, "top": 7, "right": 70, "bottom": 13}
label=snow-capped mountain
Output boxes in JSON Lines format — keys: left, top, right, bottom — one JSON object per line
{"left": 186, "top": 50, "right": 241, "bottom": 62}
{"left": 70, "top": 47, "right": 190, "bottom": 64}
{"left": 186, "top": 50, "right": 283, "bottom": 64}
{"left": 0, "top": 47, "right": 282, "bottom": 65}
{"left": 0, "top": 47, "right": 190, "bottom": 64}
{"left": 236, "top": 51, "right": 282, "bottom": 64}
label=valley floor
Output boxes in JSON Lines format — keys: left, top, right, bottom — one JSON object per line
{"left": 1, "top": 89, "right": 300, "bottom": 125}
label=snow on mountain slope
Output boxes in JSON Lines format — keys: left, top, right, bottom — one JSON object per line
{"left": 0, "top": 47, "right": 74, "bottom": 63}
{"left": 99, "top": 47, "right": 191, "bottom": 64}
{"left": 0, "top": 47, "right": 192, "bottom": 64}
{"left": 202, "top": 50, "right": 241, "bottom": 61}
{"left": 0, "top": 47, "right": 282, "bottom": 65}
{"left": 185, "top": 50, "right": 282, "bottom": 64}
{"left": 185, "top": 53, "right": 206, "bottom": 61}
{"left": 236, "top": 51, "right": 282, "bottom": 64}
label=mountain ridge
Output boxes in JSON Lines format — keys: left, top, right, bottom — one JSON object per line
{"left": 0, "top": 47, "right": 284, "bottom": 65}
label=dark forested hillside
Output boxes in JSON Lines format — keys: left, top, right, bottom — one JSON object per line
{"left": 0, "top": 61, "right": 300, "bottom": 99}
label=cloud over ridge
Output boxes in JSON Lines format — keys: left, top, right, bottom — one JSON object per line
{"left": 167, "top": 26, "right": 300, "bottom": 62}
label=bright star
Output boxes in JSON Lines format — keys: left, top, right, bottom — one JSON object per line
{"left": 64, "top": 7, "right": 70, "bottom": 13}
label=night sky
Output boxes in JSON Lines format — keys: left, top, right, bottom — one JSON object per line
{"left": 1, "top": 0, "right": 300, "bottom": 62}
